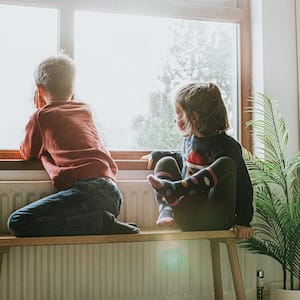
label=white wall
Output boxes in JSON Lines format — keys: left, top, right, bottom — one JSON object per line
{"left": 252, "top": 0, "right": 299, "bottom": 154}
{"left": 251, "top": 0, "right": 300, "bottom": 293}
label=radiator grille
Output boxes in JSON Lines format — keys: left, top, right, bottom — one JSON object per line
{"left": 0, "top": 181, "right": 256, "bottom": 300}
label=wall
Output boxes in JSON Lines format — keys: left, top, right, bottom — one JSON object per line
{"left": 252, "top": 0, "right": 299, "bottom": 153}
{"left": 251, "top": 0, "right": 300, "bottom": 294}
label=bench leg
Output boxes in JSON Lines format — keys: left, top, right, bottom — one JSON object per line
{"left": 210, "top": 240, "right": 223, "bottom": 300}
{"left": 225, "top": 238, "right": 246, "bottom": 300}
{"left": 0, "top": 247, "right": 9, "bottom": 277}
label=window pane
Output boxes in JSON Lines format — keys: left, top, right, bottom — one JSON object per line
{"left": 0, "top": 5, "right": 58, "bottom": 149}
{"left": 75, "top": 11, "right": 238, "bottom": 150}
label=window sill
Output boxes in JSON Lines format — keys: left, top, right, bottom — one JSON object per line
{"left": 0, "top": 150, "right": 151, "bottom": 171}
{"left": 0, "top": 158, "right": 150, "bottom": 171}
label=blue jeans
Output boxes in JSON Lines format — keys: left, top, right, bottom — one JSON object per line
{"left": 7, "top": 177, "right": 122, "bottom": 237}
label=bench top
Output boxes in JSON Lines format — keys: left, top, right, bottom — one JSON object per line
{"left": 0, "top": 228, "right": 236, "bottom": 248}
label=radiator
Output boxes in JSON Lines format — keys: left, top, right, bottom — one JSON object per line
{"left": 0, "top": 180, "right": 256, "bottom": 300}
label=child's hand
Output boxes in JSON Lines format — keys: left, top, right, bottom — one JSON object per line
{"left": 141, "top": 154, "right": 154, "bottom": 170}
{"left": 233, "top": 225, "right": 253, "bottom": 240}
{"left": 34, "top": 89, "right": 46, "bottom": 109}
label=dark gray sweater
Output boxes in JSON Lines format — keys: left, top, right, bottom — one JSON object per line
{"left": 151, "top": 133, "right": 253, "bottom": 227}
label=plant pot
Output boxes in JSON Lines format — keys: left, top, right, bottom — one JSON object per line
{"left": 269, "top": 288, "right": 300, "bottom": 300}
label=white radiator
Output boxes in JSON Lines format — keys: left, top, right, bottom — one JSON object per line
{"left": 0, "top": 180, "right": 256, "bottom": 300}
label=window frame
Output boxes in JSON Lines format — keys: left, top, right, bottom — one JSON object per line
{"left": 0, "top": 0, "right": 252, "bottom": 171}
{"left": 296, "top": 0, "right": 300, "bottom": 136}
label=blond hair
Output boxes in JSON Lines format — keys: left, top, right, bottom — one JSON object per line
{"left": 34, "top": 54, "right": 76, "bottom": 100}
{"left": 175, "top": 82, "right": 229, "bottom": 136}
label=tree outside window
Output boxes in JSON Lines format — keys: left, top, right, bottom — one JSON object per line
{"left": 133, "top": 20, "right": 237, "bottom": 150}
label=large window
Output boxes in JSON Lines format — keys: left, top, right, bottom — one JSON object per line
{"left": 0, "top": 4, "right": 58, "bottom": 149}
{"left": 0, "top": 0, "right": 251, "bottom": 164}
{"left": 75, "top": 12, "right": 238, "bottom": 150}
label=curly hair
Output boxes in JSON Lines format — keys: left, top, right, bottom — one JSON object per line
{"left": 175, "top": 82, "right": 230, "bottom": 136}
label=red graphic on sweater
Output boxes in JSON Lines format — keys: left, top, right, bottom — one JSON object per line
{"left": 187, "top": 151, "right": 208, "bottom": 166}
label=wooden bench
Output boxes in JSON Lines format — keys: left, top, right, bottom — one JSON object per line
{"left": 0, "top": 228, "right": 246, "bottom": 300}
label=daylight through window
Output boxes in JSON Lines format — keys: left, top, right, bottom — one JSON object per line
{"left": 75, "top": 12, "right": 238, "bottom": 150}
{"left": 0, "top": 5, "right": 57, "bottom": 149}
{"left": 0, "top": 0, "right": 250, "bottom": 156}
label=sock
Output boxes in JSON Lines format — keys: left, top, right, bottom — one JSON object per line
{"left": 154, "top": 172, "right": 176, "bottom": 225}
{"left": 153, "top": 171, "right": 184, "bottom": 206}
{"left": 156, "top": 205, "right": 175, "bottom": 227}
{"left": 147, "top": 167, "right": 217, "bottom": 205}
{"left": 103, "top": 211, "right": 140, "bottom": 234}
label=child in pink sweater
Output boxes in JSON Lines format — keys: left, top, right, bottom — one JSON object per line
{"left": 8, "top": 54, "right": 139, "bottom": 236}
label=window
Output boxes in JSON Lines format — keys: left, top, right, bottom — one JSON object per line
{"left": 75, "top": 12, "right": 238, "bottom": 150}
{"left": 296, "top": 1, "right": 300, "bottom": 124}
{"left": 0, "top": 4, "right": 58, "bottom": 149}
{"left": 0, "top": 0, "right": 251, "bottom": 167}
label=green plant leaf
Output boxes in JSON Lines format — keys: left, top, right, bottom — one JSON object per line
{"left": 242, "top": 93, "right": 300, "bottom": 288}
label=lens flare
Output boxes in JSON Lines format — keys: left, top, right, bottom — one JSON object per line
{"left": 157, "top": 241, "right": 187, "bottom": 272}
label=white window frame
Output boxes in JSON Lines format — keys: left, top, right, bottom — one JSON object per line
{"left": 296, "top": 0, "right": 300, "bottom": 147}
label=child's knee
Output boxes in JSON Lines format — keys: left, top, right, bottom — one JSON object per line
{"left": 221, "top": 156, "right": 236, "bottom": 169}
{"left": 7, "top": 211, "right": 25, "bottom": 236}
{"left": 155, "top": 156, "right": 177, "bottom": 170}
{"left": 7, "top": 212, "right": 19, "bottom": 235}
{"left": 212, "top": 156, "right": 236, "bottom": 173}
{"left": 154, "top": 156, "right": 181, "bottom": 179}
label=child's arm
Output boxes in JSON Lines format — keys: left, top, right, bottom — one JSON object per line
{"left": 141, "top": 153, "right": 154, "bottom": 169}
{"left": 224, "top": 140, "right": 254, "bottom": 235}
{"left": 235, "top": 156, "right": 253, "bottom": 227}
{"left": 141, "top": 151, "right": 183, "bottom": 170}
{"left": 34, "top": 89, "right": 46, "bottom": 109}
{"left": 20, "top": 90, "right": 45, "bottom": 160}
{"left": 20, "top": 113, "right": 43, "bottom": 160}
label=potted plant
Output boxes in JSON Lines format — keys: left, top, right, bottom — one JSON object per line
{"left": 241, "top": 93, "right": 300, "bottom": 299}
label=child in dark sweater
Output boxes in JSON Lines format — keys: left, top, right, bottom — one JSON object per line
{"left": 145, "top": 82, "right": 253, "bottom": 239}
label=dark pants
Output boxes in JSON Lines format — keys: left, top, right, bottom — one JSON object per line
{"left": 7, "top": 177, "right": 122, "bottom": 237}
{"left": 154, "top": 156, "right": 237, "bottom": 231}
